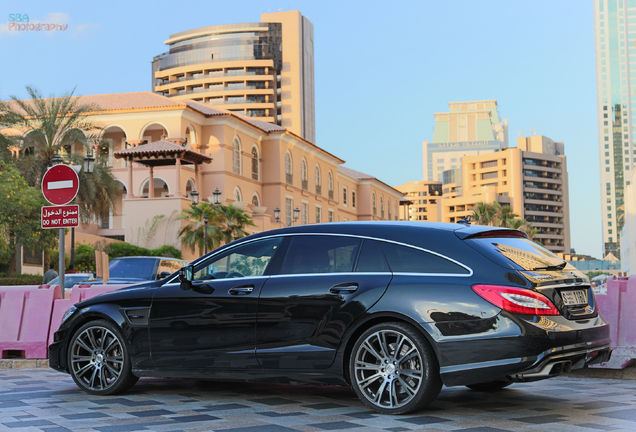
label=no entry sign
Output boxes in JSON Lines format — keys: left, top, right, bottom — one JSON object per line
{"left": 41, "top": 205, "right": 80, "bottom": 229}
{"left": 41, "top": 165, "right": 79, "bottom": 205}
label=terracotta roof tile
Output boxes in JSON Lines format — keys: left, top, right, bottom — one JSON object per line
{"left": 337, "top": 166, "right": 375, "bottom": 180}
{"left": 114, "top": 138, "right": 186, "bottom": 155}
{"left": 234, "top": 114, "right": 287, "bottom": 132}
{"left": 183, "top": 100, "right": 230, "bottom": 116}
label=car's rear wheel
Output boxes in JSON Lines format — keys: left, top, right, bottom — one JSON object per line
{"left": 68, "top": 320, "right": 138, "bottom": 395}
{"left": 466, "top": 380, "right": 513, "bottom": 392}
{"left": 350, "top": 322, "right": 442, "bottom": 414}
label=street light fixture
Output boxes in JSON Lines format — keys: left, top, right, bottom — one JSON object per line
{"left": 83, "top": 152, "right": 95, "bottom": 175}
{"left": 190, "top": 190, "right": 199, "bottom": 205}
{"left": 51, "top": 153, "right": 63, "bottom": 166}
{"left": 293, "top": 206, "right": 300, "bottom": 225}
{"left": 212, "top": 188, "right": 221, "bottom": 205}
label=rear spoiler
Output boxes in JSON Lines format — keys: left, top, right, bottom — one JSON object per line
{"left": 454, "top": 228, "right": 528, "bottom": 240}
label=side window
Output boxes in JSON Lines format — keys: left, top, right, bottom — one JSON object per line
{"left": 281, "top": 236, "right": 361, "bottom": 274}
{"left": 380, "top": 242, "right": 469, "bottom": 274}
{"left": 194, "top": 238, "right": 282, "bottom": 280}
{"left": 355, "top": 240, "right": 390, "bottom": 273}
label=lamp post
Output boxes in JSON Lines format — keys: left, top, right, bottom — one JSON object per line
{"left": 190, "top": 190, "right": 209, "bottom": 256}
{"left": 70, "top": 152, "right": 95, "bottom": 271}
{"left": 51, "top": 153, "right": 64, "bottom": 166}
{"left": 273, "top": 206, "right": 299, "bottom": 226}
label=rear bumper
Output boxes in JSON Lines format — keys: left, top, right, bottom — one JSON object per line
{"left": 433, "top": 312, "right": 611, "bottom": 387}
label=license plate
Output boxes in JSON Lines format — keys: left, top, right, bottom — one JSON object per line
{"left": 561, "top": 290, "right": 588, "bottom": 306}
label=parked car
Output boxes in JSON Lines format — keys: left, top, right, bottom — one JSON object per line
{"left": 47, "top": 273, "right": 97, "bottom": 289}
{"left": 49, "top": 222, "right": 611, "bottom": 414}
{"left": 81, "top": 256, "right": 189, "bottom": 285}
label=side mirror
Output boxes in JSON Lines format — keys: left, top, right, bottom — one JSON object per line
{"left": 179, "top": 265, "right": 194, "bottom": 290}
{"left": 159, "top": 271, "right": 172, "bottom": 279}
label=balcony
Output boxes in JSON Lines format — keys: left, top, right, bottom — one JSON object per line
{"left": 156, "top": 70, "right": 273, "bottom": 87}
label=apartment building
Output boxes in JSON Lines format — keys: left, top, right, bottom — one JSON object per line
{"left": 393, "top": 180, "right": 442, "bottom": 222}
{"left": 440, "top": 135, "right": 570, "bottom": 254}
{"left": 152, "top": 10, "right": 315, "bottom": 143}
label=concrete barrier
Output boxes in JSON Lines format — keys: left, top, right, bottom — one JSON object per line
{"left": 592, "top": 276, "right": 636, "bottom": 369}
{"left": 0, "top": 285, "right": 62, "bottom": 359}
{"left": 48, "top": 284, "right": 129, "bottom": 346}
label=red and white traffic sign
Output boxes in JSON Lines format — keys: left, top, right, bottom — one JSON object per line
{"left": 41, "top": 205, "right": 80, "bottom": 229}
{"left": 41, "top": 165, "right": 79, "bottom": 205}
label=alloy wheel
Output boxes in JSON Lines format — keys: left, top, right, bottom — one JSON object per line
{"left": 69, "top": 325, "right": 124, "bottom": 391}
{"left": 353, "top": 329, "right": 424, "bottom": 410}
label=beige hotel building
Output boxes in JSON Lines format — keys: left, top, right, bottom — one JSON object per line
{"left": 397, "top": 135, "right": 571, "bottom": 254}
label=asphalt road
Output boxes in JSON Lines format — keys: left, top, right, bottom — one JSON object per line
{"left": 1, "top": 368, "right": 635, "bottom": 431}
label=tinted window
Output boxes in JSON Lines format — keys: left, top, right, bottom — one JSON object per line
{"left": 110, "top": 258, "right": 157, "bottom": 280}
{"left": 356, "top": 240, "right": 390, "bottom": 272}
{"left": 281, "top": 236, "right": 361, "bottom": 274}
{"left": 380, "top": 242, "right": 469, "bottom": 274}
{"left": 157, "top": 260, "right": 186, "bottom": 279}
{"left": 466, "top": 237, "right": 564, "bottom": 271}
{"left": 194, "top": 238, "right": 282, "bottom": 280}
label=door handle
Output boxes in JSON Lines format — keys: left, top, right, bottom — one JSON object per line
{"left": 329, "top": 284, "right": 358, "bottom": 294}
{"left": 229, "top": 285, "right": 254, "bottom": 295}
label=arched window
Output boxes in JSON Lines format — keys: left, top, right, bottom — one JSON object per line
{"left": 328, "top": 171, "right": 334, "bottom": 199}
{"left": 285, "top": 152, "right": 293, "bottom": 184}
{"left": 234, "top": 187, "right": 242, "bottom": 202}
{"left": 394, "top": 202, "right": 398, "bottom": 220}
{"left": 233, "top": 138, "right": 241, "bottom": 174}
{"left": 251, "top": 145, "right": 259, "bottom": 180}
{"left": 387, "top": 198, "right": 391, "bottom": 220}
{"left": 301, "top": 158, "right": 308, "bottom": 190}
{"left": 252, "top": 193, "right": 260, "bottom": 207}
{"left": 372, "top": 192, "right": 377, "bottom": 216}
{"left": 315, "top": 165, "right": 321, "bottom": 195}
{"left": 381, "top": 196, "right": 385, "bottom": 219}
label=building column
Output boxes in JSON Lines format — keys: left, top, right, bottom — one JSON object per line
{"left": 175, "top": 157, "right": 182, "bottom": 197}
{"left": 127, "top": 157, "right": 135, "bottom": 199}
{"left": 149, "top": 166, "right": 155, "bottom": 198}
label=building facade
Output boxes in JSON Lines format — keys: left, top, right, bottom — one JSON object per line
{"left": 423, "top": 100, "right": 508, "bottom": 181}
{"left": 4, "top": 92, "right": 400, "bottom": 262}
{"left": 393, "top": 181, "right": 442, "bottom": 222}
{"left": 152, "top": 11, "right": 315, "bottom": 143}
{"left": 593, "top": 0, "right": 636, "bottom": 258}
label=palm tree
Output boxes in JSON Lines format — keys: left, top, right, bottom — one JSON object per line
{"left": 509, "top": 218, "right": 539, "bottom": 241}
{"left": 177, "top": 203, "right": 256, "bottom": 256}
{"left": 492, "top": 202, "right": 519, "bottom": 228}
{"left": 472, "top": 202, "right": 495, "bottom": 226}
{"left": 214, "top": 204, "right": 256, "bottom": 244}
{"left": 2, "top": 87, "right": 119, "bottom": 224}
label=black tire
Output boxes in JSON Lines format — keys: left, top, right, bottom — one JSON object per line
{"left": 349, "top": 322, "right": 442, "bottom": 415}
{"left": 68, "top": 319, "right": 139, "bottom": 395}
{"left": 466, "top": 380, "right": 513, "bottom": 392}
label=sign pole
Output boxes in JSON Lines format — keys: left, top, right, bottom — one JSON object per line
{"left": 59, "top": 228, "right": 65, "bottom": 299}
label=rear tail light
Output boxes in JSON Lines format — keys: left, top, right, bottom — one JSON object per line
{"left": 472, "top": 284, "right": 560, "bottom": 316}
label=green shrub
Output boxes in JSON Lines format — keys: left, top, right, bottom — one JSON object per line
{"left": 0, "top": 274, "right": 44, "bottom": 286}
{"left": 75, "top": 243, "right": 96, "bottom": 271}
{"left": 106, "top": 242, "right": 150, "bottom": 259}
{"left": 150, "top": 245, "right": 182, "bottom": 259}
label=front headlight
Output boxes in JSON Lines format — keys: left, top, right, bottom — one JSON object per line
{"left": 61, "top": 305, "right": 77, "bottom": 325}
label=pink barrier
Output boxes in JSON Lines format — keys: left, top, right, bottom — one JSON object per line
{"left": 0, "top": 285, "right": 62, "bottom": 359}
{"left": 592, "top": 276, "right": 636, "bottom": 369}
{"left": 48, "top": 284, "right": 130, "bottom": 346}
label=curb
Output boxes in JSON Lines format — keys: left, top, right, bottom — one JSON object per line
{"left": 0, "top": 359, "right": 49, "bottom": 369}
{"left": 567, "top": 366, "right": 636, "bottom": 380}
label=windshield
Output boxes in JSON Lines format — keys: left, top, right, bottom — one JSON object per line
{"left": 49, "top": 274, "right": 94, "bottom": 288}
{"left": 109, "top": 258, "right": 157, "bottom": 280}
{"left": 465, "top": 237, "right": 565, "bottom": 271}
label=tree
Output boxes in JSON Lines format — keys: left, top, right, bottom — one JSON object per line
{"left": 491, "top": 202, "right": 519, "bottom": 228}
{"left": 473, "top": 202, "right": 495, "bottom": 225}
{"left": 471, "top": 201, "right": 540, "bottom": 243}
{"left": 177, "top": 203, "right": 255, "bottom": 256}
{"left": 0, "top": 162, "right": 58, "bottom": 275}
{"left": 2, "top": 86, "right": 118, "bottom": 224}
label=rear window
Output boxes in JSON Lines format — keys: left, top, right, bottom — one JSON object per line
{"left": 465, "top": 237, "right": 564, "bottom": 271}
{"left": 380, "top": 242, "right": 470, "bottom": 275}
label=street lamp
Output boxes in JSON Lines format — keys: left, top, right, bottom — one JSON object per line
{"left": 190, "top": 190, "right": 199, "bottom": 205}
{"left": 70, "top": 152, "right": 96, "bottom": 273}
{"left": 83, "top": 152, "right": 95, "bottom": 174}
{"left": 274, "top": 206, "right": 281, "bottom": 225}
{"left": 51, "top": 153, "right": 64, "bottom": 166}
{"left": 293, "top": 206, "right": 300, "bottom": 225}
{"left": 190, "top": 190, "right": 208, "bottom": 255}
{"left": 212, "top": 188, "right": 221, "bottom": 205}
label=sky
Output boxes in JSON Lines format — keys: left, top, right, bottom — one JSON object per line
{"left": 0, "top": 1, "right": 602, "bottom": 257}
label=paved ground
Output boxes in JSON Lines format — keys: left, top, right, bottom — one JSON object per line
{"left": 1, "top": 368, "right": 635, "bottom": 432}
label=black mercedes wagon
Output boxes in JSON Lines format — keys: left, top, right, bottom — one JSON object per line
{"left": 49, "top": 222, "right": 611, "bottom": 414}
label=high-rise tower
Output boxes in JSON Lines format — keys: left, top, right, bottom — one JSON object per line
{"left": 152, "top": 11, "right": 315, "bottom": 143}
{"left": 593, "top": 0, "right": 635, "bottom": 258}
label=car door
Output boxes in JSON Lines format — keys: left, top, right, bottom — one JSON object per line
{"left": 148, "top": 237, "right": 282, "bottom": 371}
{"left": 256, "top": 236, "right": 392, "bottom": 369}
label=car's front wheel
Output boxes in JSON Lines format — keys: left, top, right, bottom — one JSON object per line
{"left": 349, "top": 322, "right": 442, "bottom": 414}
{"left": 68, "top": 320, "right": 139, "bottom": 395}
